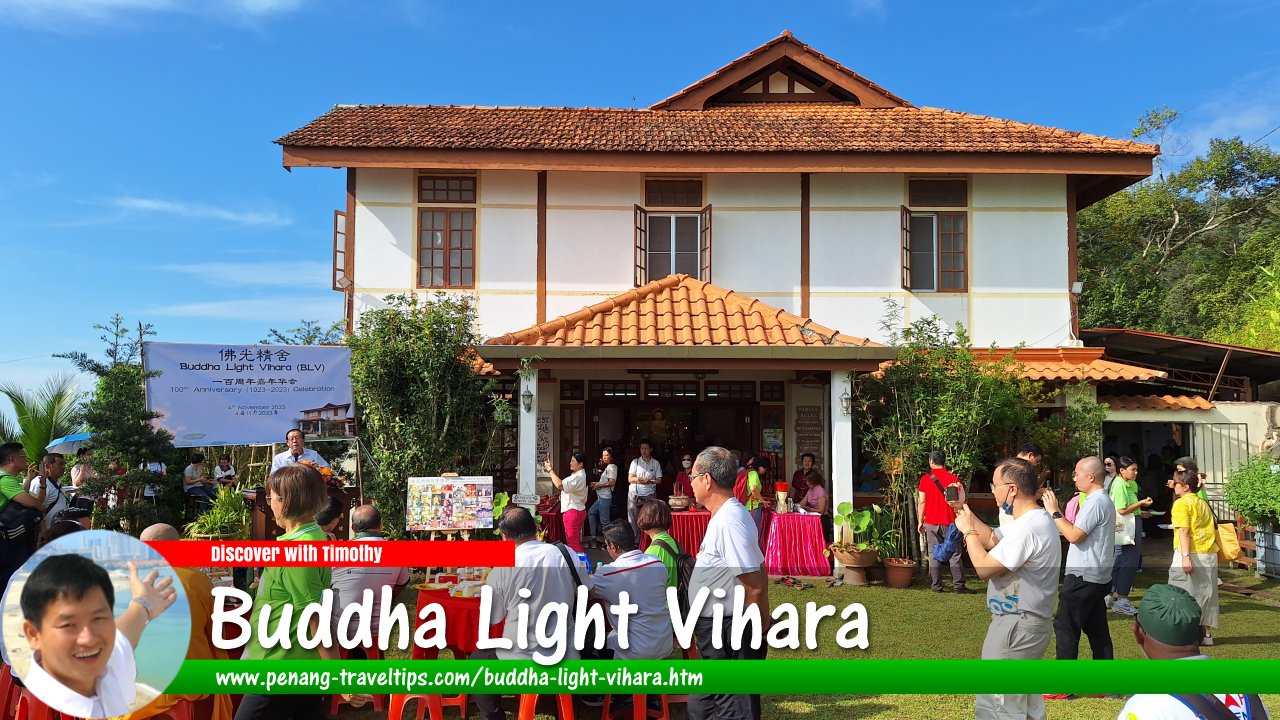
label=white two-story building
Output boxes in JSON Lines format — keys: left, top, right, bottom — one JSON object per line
{"left": 279, "top": 32, "right": 1159, "bottom": 506}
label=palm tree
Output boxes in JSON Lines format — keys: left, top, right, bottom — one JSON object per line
{"left": 0, "top": 373, "right": 85, "bottom": 465}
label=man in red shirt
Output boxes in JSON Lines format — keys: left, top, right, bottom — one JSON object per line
{"left": 917, "top": 450, "right": 970, "bottom": 593}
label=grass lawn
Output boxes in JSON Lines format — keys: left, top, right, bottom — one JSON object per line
{"left": 341, "top": 562, "right": 1280, "bottom": 720}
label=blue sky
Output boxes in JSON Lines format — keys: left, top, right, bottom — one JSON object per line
{"left": 2, "top": 0, "right": 1279, "bottom": 410}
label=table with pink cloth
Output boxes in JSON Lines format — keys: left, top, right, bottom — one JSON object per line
{"left": 764, "top": 511, "right": 828, "bottom": 576}
{"left": 639, "top": 509, "right": 711, "bottom": 553}
{"left": 538, "top": 505, "right": 565, "bottom": 544}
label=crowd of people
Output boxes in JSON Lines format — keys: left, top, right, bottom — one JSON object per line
{"left": 545, "top": 439, "right": 833, "bottom": 556}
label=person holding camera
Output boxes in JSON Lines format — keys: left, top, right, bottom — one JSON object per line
{"left": 952, "top": 457, "right": 1060, "bottom": 720}
{"left": 916, "top": 450, "right": 968, "bottom": 593}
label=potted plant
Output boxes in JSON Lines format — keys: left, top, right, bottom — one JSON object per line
{"left": 184, "top": 485, "right": 250, "bottom": 540}
{"left": 1224, "top": 454, "right": 1280, "bottom": 576}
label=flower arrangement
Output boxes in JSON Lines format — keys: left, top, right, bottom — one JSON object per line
{"left": 299, "top": 460, "right": 344, "bottom": 489}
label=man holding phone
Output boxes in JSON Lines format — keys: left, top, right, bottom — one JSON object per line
{"left": 917, "top": 450, "right": 968, "bottom": 593}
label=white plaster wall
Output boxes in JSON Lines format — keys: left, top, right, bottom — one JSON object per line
{"left": 356, "top": 168, "right": 413, "bottom": 204}
{"left": 809, "top": 296, "right": 901, "bottom": 344}
{"left": 476, "top": 293, "right": 538, "bottom": 339}
{"left": 712, "top": 210, "right": 800, "bottom": 307}
{"left": 972, "top": 175, "right": 1066, "bottom": 208}
{"left": 970, "top": 211, "right": 1069, "bottom": 292}
{"left": 970, "top": 296, "right": 1070, "bottom": 346}
{"left": 810, "top": 210, "right": 900, "bottom": 292}
{"left": 1106, "top": 403, "right": 1272, "bottom": 459}
{"left": 904, "top": 294, "right": 969, "bottom": 336}
{"left": 353, "top": 204, "right": 414, "bottom": 288}
{"left": 708, "top": 173, "right": 799, "bottom": 208}
{"left": 546, "top": 209, "right": 634, "bottom": 291}
{"left": 547, "top": 171, "right": 639, "bottom": 207}
{"left": 477, "top": 207, "right": 537, "bottom": 289}
{"left": 810, "top": 173, "right": 905, "bottom": 207}
{"left": 482, "top": 170, "right": 537, "bottom": 206}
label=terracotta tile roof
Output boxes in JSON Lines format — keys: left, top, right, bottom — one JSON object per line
{"left": 993, "top": 348, "right": 1167, "bottom": 382}
{"left": 1100, "top": 395, "right": 1214, "bottom": 411}
{"left": 278, "top": 104, "right": 1157, "bottom": 156}
{"left": 485, "top": 274, "right": 876, "bottom": 348}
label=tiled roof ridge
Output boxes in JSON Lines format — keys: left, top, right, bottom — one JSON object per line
{"left": 485, "top": 274, "right": 877, "bottom": 347}
{"left": 651, "top": 31, "right": 912, "bottom": 110}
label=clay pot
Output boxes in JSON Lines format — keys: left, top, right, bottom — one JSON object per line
{"left": 831, "top": 547, "right": 879, "bottom": 568}
{"left": 842, "top": 566, "right": 870, "bottom": 586}
{"left": 883, "top": 557, "right": 918, "bottom": 589}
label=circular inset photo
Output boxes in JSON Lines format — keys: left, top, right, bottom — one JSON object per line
{"left": 2, "top": 529, "right": 192, "bottom": 719}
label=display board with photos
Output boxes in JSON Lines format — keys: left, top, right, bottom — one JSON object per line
{"left": 405, "top": 476, "right": 495, "bottom": 531}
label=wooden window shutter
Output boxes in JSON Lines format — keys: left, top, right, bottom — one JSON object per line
{"left": 332, "top": 210, "right": 350, "bottom": 291}
{"left": 633, "top": 204, "right": 648, "bottom": 287}
{"left": 699, "top": 204, "right": 713, "bottom": 282}
{"left": 900, "top": 205, "right": 912, "bottom": 291}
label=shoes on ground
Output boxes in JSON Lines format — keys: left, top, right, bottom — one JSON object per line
{"left": 1202, "top": 634, "right": 1214, "bottom": 646}
{"left": 953, "top": 585, "right": 973, "bottom": 594}
{"left": 1104, "top": 594, "right": 1115, "bottom": 610}
{"left": 931, "top": 585, "right": 946, "bottom": 593}
{"left": 1112, "top": 597, "right": 1139, "bottom": 616}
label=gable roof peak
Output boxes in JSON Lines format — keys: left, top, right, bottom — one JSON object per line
{"left": 651, "top": 31, "right": 911, "bottom": 111}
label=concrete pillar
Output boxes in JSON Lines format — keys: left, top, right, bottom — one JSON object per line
{"left": 517, "top": 373, "right": 539, "bottom": 507}
{"left": 829, "top": 373, "right": 854, "bottom": 568}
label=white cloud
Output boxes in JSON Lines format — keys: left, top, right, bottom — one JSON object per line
{"left": 0, "top": 0, "right": 303, "bottom": 29}
{"left": 1177, "top": 69, "right": 1280, "bottom": 163}
{"left": 110, "top": 196, "right": 293, "bottom": 227}
{"left": 148, "top": 296, "right": 339, "bottom": 322}
{"left": 849, "top": 0, "right": 885, "bottom": 18}
{"left": 157, "top": 261, "right": 330, "bottom": 289}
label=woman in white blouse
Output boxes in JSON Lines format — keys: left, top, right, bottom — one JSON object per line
{"left": 544, "top": 451, "right": 588, "bottom": 553}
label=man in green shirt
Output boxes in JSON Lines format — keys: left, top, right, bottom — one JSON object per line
{"left": 1, "top": 442, "right": 46, "bottom": 587}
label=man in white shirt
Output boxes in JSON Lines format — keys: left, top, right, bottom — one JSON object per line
{"left": 1042, "top": 456, "right": 1116, "bottom": 660}
{"left": 686, "top": 446, "right": 768, "bottom": 720}
{"left": 29, "top": 453, "right": 69, "bottom": 531}
{"left": 627, "top": 439, "right": 662, "bottom": 539}
{"left": 20, "top": 552, "right": 178, "bottom": 718}
{"left": 473, "top": 506, "right": 589, "bottom": 720}
{"left": 954, "top": 457, "right": 1061, "bottom": 720}
{"left": 590, "top": 520, "right": 672, "bottom": 660}
{"left": 269, "top": 429, "right": 330, "bottom": 475}
{"left": 330, "top": 505, "right": 409, "bottom": 646}
{"left": 1116, "top": 583, "right": 1269, "bottom": 719}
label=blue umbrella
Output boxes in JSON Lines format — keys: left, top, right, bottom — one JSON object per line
{"left": 46, "top": 431, "right": 93, "bottom": 454}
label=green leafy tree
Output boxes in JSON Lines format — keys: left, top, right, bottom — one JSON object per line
{"left": 1026, "top": 385, "right": 1110, "bottom": 490}
{"left": 57, "top": 316, "right": 180, "bottom": 535}
{"left": 1078, "top": 107, "right": 1280, "bottom": 338}
{"left": 347, "top": 294, "right": 508, "bottom": 536}
{"left": 0, "top": 373, "right": 83, "bottom": 465}
{"left": 261, "top": 319, "right": 346, "bottom": 345}
{"left": 853, "top": 304, "right": 1039, "bottom": 560}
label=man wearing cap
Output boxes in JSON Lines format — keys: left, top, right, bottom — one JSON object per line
{"left": 1116, "top": 584, "right": 1270, "bottom": 719}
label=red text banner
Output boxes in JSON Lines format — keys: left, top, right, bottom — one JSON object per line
{"left": 146, "top": 540, "right": 515, "bottom": 567}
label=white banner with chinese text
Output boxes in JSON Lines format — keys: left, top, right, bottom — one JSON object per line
{"left": 143, "top": 342, "right": 354, "bottom": 447}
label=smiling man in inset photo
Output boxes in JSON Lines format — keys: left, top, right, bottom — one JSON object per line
{"left": 19, "top": 554, "right": 177, "bottom": 718}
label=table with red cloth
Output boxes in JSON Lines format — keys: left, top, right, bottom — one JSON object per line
{"left": 638, "top": 509, "right": 711, "bottom": 553}
{"left": 764, "top": 512, "right": 829, "bottom": 576}
{"left": 412, "top": 588, "right": 504, "bottom": 660}
{"left": 537, "top": 504, "right": 564, "bottom": 544}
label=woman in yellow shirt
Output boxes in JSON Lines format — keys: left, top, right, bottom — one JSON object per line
{"left": 1168, "top": 470, "right": 1219, "bottom": 646}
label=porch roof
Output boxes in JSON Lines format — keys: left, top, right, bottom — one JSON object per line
{"left": 984, "top": 347, "right": 1167, "bottom": 382}
{"left": 1100, "top": 394, "right": 1214, "bottom": 411}
{"left": 486, "top": 274, "right": 878, "bottom": 349}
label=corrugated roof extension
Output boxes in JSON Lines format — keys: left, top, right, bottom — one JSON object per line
{"left": 486, "top": 274, "right": 876, "bottom": 348}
